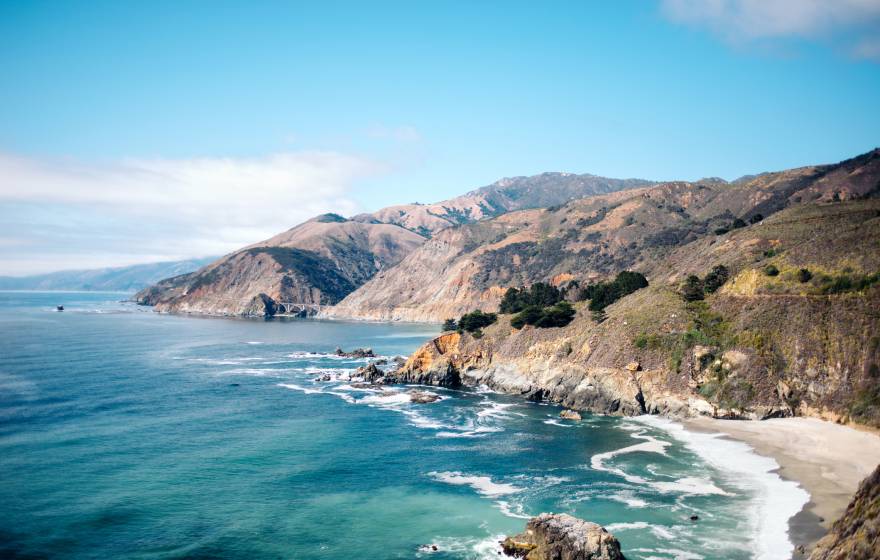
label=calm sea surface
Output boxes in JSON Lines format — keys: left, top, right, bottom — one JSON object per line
{"left": 0, "top": 291, "right": 791, "bottom": 559}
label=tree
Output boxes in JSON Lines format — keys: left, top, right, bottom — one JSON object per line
{"left": 749, "top": 214, "right": 763, "bottom": 224}
{"left": 442, "top": 318, "right": 457, "bottom": 331}
{"left": 457, "top": 310, "right": 497, "bottom": 333}
{"left": 682, "top": 275, "right": 705, "bottom": 301}
{"left": 764, "top": 265, "right": 779, "bottom": 277}
{"left": 703, "top": 265, "right": 730, "bottom": 294}
{"left": 731, "top": 218, "right": 747, "bottom": 229}
{"left": 797, "top": 268, "right": 812, "bottom": 283}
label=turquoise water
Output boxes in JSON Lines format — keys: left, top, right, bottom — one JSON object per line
{"left": 0, "top": 292, "right": 786, "bottom": 559}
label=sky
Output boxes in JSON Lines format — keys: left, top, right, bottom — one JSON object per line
{"left": 1, "top": 0, "right": 879, "bottom": 275}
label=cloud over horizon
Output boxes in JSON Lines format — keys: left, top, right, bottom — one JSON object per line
{"left": 0, "top": 151, "right": 382, "bottom": 275}
{"left": 661, "top": 0, "right": 880, "bottom": 61}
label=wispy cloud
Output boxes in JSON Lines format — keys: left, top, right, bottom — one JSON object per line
{"left": 0, "top": 151, "right": 382, "bottom": 275}
{"left": 366, "top": 124, "right": 422, "bottom": 143}
{"left": 661, "top": 0, "right": 880, "bottom": 61}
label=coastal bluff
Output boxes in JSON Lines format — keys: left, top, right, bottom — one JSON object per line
{"left": 502, "top": 513, "right": 626, "bottom": 560}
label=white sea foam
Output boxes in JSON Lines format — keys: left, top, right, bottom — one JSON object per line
{"left": 436, "top": 426, "right": 504, "bottom": 438}
{"left": 543, "top": 418, "right": 574, "bottom": 427}
{"left": 277, "top": 382, "right": 323, "bottom": 394}
{"left": 590, "top": 426, "right": 728, "bottom": 496}
{"left": 633, "top": 415, "right": 810, "bottom": 560}
{"left": 428, "top": 471, "right": 521, "bottom": 497}
{"left": 607, "top": 490, "right": 648, "bottom": 508}
{"left": 630, "top": 547, "right": 704, "bottom": 560}
{"left": 244, "top": 341, "right": 265, "bottom": 345}
{"left": 605, "top": 521, "right": 676, "bottom": 540}
{"left": 495, "top": 500, "right": 531, "bottom": 519}
{"left": 357, "top": 391, "right": 413, "bottom": 406}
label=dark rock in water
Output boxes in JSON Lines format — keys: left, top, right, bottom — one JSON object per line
{"left": 354, "top": 363, "right": 385, "bottom": 383}
{"left": 408, "top": 390, "right": 441, "bottom": 404}
{"left": 56, "top": 305, "right": 64, "bottom": 311}
{"left": 228, "top": 383, "right": 240, "bottom": 387}
{"left": 501, "top": 513, "right": 626, "bottom": 560}
{"left": 335, "top": 347, "right": 376, "bottom": 358}
{"left": 373, "top": 358, "right": 388, "bottom": 366}
{"left": 314, "top": 373, "right": 333, "bottom": 382}
{"left": 392, "top": 355, "right": 406, "bottom": 367}
{"left": 689, "top": 515, "right": 699, "bottom": 521}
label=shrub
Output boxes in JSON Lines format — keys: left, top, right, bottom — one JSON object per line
{"left": 457, "top": 310, "right": 497, "bottom": 333}
{"left": 681, "top": 275, "right": 705, "bottom": 301}
{"left": 703, "top": 265, "right": 730, "bottom": 294}
{"left": 749, "top": 214, "right": 763, "bottom": 224}
{"left": 731, "top": 218, "right": 747, "bottom": 229}
{"left": 500, "top": 283, "right": 562, "bottom": 314}
{"left": 764, "top": 264, "right": 779, "bottom": 277}
{"left": 580, "top": 271, "right": 649, "bottom": 311}
{"left": 797, "top": 268, "right": 812, "bottom": 283}
{"left": 510, "top": 302, "right": 576, "bottom": 329}
{"left": 442, "top": 318, "right": 457, "bottom": 331}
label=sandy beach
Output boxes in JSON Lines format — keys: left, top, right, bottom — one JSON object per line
{"left": 684, "top": 416, "right": 880, "bottom": 552}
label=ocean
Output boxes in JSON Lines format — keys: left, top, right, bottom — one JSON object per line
{"left": 0, "top": 291, "right": 807, "bottom": 559}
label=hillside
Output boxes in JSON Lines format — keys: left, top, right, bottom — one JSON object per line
{"left": 137, "top": 172, "right": 651, "bottom": 316}
{"left": 135, "top": 215, "right": 423, "bottom": 316}
{"left": 0, "top": 257, "right": 215, "bottom": 292}
{"left": 390, "top": 196, "right": 880, "bottom": 428}
{"left": 328, "top": 149, "right": 880, "bottom": 322}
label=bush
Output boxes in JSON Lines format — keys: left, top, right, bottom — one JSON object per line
{"left": 749, "top": 214, "right": 763, "bottom": 224}
{"left": 703, "top": 265, "right": 730, "bottom": 294}
{"left": 797, "top": 268, "right": 812, "bottom": 283}
{"left": 457, "top": 310, "right": 497, "bottom": 333}
{"left": 731, "top": 218, "right": 747, "bottom": 229}
{"left": 500, "top": 283, "right": 562, "bottom": 314}
{"left": 764, "top": 265, "right": 779, "bottom": 277}
{"left": 579, "top": 271, "right": 649, "bottom": 311}
{"left": 442, "top": 318, "right": 457, "bottom": 331}
{"left": 681, "top": 275, "right": 705, "bottom": 301}
{"left": 511, "top": 302, "right": 576, "bottom": 329}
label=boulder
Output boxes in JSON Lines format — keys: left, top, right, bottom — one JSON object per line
{"left": 354, "top": 363, "right": 385, "bottom": 383}
{"left": 625, "top": 361, "right": 640, "bottom": 372}
{"left": 408, "top": 390, "right": 441, "bottom": 404}
{"left": 559, "top": 409, "right": 582, "bottom": 421}
{"left": 335, "top": 347, "right": 376, "bottom": 358}
{"left": 501, "top": 513, "right": 626, "bottom": 560}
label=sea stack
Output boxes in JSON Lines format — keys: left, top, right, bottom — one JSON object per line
{"left": 501, "top": 513, "right": 626, "bottom": 560}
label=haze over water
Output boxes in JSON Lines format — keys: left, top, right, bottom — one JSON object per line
{"left": 0, "top": 292, "right": 803, "bottom": 559}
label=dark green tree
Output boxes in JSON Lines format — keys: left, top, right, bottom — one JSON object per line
{"left": 703, "top": 265, "right": 730, "bottom": 294}
{"left": 442, "top": 318, "right": 457, "bottom": 331}
{"left": 682, "top": 275, "right": 705, "bottom": 301}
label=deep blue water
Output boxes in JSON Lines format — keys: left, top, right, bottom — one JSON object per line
{"left": 0, "top": 292, "right": 779, "bottom": 559}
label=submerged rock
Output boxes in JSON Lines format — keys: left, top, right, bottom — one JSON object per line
{"left": 501, "top": 513, "right": 626, "bottom": 560}
{"left": 559, "top": 409, "right": 582, "bottom": 421}
{"left": 408, "top": 390, "right": 441, "bottom": 404}
{"left": 335, "top": 347, "right": 376, "bottom": 358}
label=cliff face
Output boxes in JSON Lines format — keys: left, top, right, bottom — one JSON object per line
{"left": 138, "top": 172, "right": 650, "bottom": 317}
{"left": 135, "top": 216, "right": 424, "bottom": 316}
{"left": 390, "top": 197, "right": 880, "bottom": 427}
{"left": 328, "top": 149, "right": 880, "bottom": 322}
{"left": 809, "top": 465, "right": 880, "bottom": 560}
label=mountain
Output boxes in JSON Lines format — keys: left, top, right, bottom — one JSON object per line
{"left": 327, "top": 149, "right": 880, "bottom": 322}
{"left": 137, "top": 172, "right": 652, "bottom": 316}
{"left": 381, "top": 149, "right": 880, "bottom": 431}
{"left": 0, "top": 257, "right": 216, "bottom": 292}
{"left": 135, "top": 215, "right": 424, "bottom": 316}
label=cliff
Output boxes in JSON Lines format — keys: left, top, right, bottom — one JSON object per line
{"left": 389, "top": 197, "right": 880, "bottom": 427}
{"left": 809, "top": 464, "right": 880, "bottom": 560}
{"left": 327, "top": 149, "right": 880, "bottom": 322}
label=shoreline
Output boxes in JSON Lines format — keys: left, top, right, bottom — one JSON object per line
{"left": 681, "top": 416, "right": 880, "bottom": 557}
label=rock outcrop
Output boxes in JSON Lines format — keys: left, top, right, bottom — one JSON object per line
{"left": 501, "top": 513, "right": 626, "bottom": 560}
{"left": 809, "top": 464, "right": 880, "bottom": 560}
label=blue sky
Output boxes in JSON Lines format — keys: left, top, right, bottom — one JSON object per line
{"left": 1, "top": 0, "right": 878, "bottom": 274}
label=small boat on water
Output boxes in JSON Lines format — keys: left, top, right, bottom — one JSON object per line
{"left": 56, "top": 305, "right": 64, "bottom": 311}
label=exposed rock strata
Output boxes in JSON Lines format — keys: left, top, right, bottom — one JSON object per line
{"left": 501, "top": 513, "right": 626, "bottom": 560}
